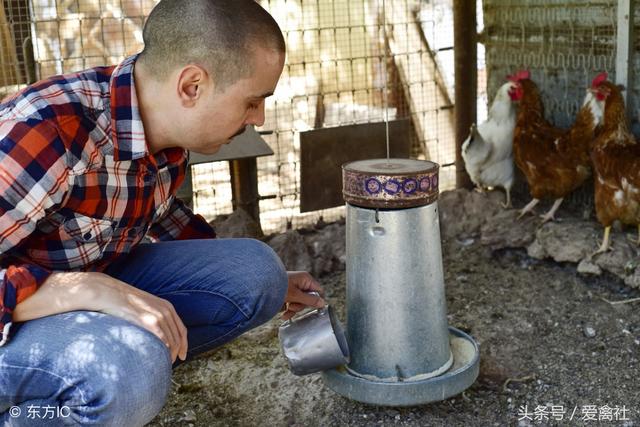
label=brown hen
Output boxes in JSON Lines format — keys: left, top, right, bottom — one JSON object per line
{"left": 590, "top": 80, "right": 640, "bottom": 253}
{"left": 510, "top": 71, "right": 604, "bottom": 222}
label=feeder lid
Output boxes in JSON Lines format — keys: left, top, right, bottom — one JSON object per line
{"left": 342, "top": 158, "right": 439, "bottom": 209}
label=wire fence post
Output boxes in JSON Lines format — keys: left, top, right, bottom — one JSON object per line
{"left": 453, "top": 0, "right": 475, "bottom": 190}
{"left": 615, "top": 0, "right": 634, "bottom": 116}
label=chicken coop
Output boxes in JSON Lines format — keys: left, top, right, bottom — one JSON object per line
{"left": 0, "top": 0, "right": 636, "bottom": 233}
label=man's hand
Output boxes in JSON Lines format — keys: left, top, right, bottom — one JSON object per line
{"left": 13, "top": 272, "right": 188, "bottom": 363}
{"left": 97, "top": 276, "right": 188, "bottom": 363}
{"left": 280, "top": 271, "right": 325, "bottom": 321}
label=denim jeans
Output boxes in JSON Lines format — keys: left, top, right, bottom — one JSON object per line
{"left": 0, "top": 238, "right": 288, "bottom": 426}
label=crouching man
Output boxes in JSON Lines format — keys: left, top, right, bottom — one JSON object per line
{"left": 0, "top": 1, "right": 324, "bottom": 425}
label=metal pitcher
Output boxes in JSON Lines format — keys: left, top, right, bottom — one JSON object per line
{"left": 278, "top": 297, "right": 350, "bottom": 376}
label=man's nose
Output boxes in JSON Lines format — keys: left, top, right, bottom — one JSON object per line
{"left": 245, "top": 102, "right": 266, "bottom": 127}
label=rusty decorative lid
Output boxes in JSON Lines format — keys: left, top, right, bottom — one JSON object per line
{"left": 342, "top": 158, "right": 439, "bottom": 209}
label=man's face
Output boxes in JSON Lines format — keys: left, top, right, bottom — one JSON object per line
{"left": 179, "top": 47, "right": 285, "bottom": 155}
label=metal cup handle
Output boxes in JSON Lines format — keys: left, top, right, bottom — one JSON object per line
{"left": 282, "top": 291, "right": 323, "bottom": 325}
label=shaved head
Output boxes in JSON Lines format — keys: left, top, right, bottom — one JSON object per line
{"left": 138, "top": 0, "right": 285, "bottom": 90}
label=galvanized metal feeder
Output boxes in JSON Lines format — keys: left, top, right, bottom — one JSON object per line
{"left": 322, "top": 158, "right": 480, "bottom": 406}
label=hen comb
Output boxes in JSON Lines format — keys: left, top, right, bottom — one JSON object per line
{"left": 507, "top": 70, "right": 530, "bottom": 82}
{"left": 591, "top": 72, "right": 608, "bottom": 88}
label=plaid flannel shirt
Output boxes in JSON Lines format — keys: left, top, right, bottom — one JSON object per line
{"left": 0, "top": 55, "right": 216, "bottom": 346}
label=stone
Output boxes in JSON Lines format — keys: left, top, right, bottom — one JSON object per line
{"left": 438, "top": 189, "right": 468, "bottom": 239}
{"left": 481, "top": 209, "right": 538, "bottom": 250}
{"left": 624, "top": 269, "right": 640, "bottom": 289}
{"left": 577, "top": 259, "right": 602, "bottom": 275}
{"left": 527, "top": 239, "right": 546, "bottom": 260}
{"left": 267, "top": 230, "right": 313, "bottom": 272}
{"left": 583, "top": 325, "right": 596, "bottom": 338}
{"left": 593, "top": 235, "right": 637, "bottom": 279}
{"left": 439, "top": 188, "right": 504, "bottom": 240}
{"left": 209, "top": 208, "right": 263, "bottom": 239}
{"left": 529, "top": 220, "right": 598, "bottom": 263}
{"left": 304, "top": 223, "right": 346, "bottom": 277}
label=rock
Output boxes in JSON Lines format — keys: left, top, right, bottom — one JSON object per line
{"left": 583, "top": 325, "right": 596, "bottom": 338}
{"left": 267, "top": 230, "right": 313, "bottom": 272}
{"left": 527, "top": 239, "right": 546, "bottom": 259}
{"left": 577, "top": 259, "right": 602, "bottom": 275}
{"left": 439, "top": 189, "right": 468, "bottom": 239}
{"left": 304, "top": 223, "right": 346, "bottom": 277}
{"left": 181, "top": 410, "right": 197, "bottom": 422}
{"left": 593, "top": 236, "right": 637, "bottom": 279}
{"left": 439, "top": 189, "right": 503, "bottom": 240}
{"left": 624, "top": 269, "right": 640, "bottom": 289}
{"left": 439, "top": 189, "right": 639, "bottom": 290}
{"left": 465, "top": 189, "right": 504, "bottom": 220}
{"left": 527, "top": 220, "right": 598, "bottom": 263}
{"left": 481, "top": 209, "right": 538, "bottom": 250}
{"left": 210, "top": 208, "right": 263, "bottom": 238}
{"left": 624, "top": 259, "right": 638, "bottom": 275}
{"left": 457, "top": 237, "right": 475, "bottom": 246}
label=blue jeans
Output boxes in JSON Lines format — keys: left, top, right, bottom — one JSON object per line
{"left": 0, "top": 239, "right": 288, "bottom": 426}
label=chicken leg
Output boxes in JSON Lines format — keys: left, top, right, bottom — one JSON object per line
{"left": 540, "top": 198, "right": 563, "bottom": 223}
{"left": 517, "top": 198, "right": 539, "bottom": 219}
{"left": 628, "top": 225, "right": 640, "bottom": 246}
{"left": 594, "top": 226, "right": 612, "bottom": 255}
{"left": 501, "top": 188, "right": 512, "bottom": 209}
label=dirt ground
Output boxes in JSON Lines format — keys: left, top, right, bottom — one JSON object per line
{"left": 147, "top": 225, "right": 640, "bottom": 427}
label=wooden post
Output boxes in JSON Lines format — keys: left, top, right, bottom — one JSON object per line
{"left": 0, "top": 1, "right": 20, "bottom": 87}
{"left": 177, "top": 158, "right": 264, "bottom": 236}
{"left": 9, "top": 0, "right": 36, "bottom": 84}
{"left": 229, "top": 158, "right": 263, "bottom": 234}
{"left": 453, "top": 0, "right": 476, "bottom": 189}
{"left": 615, "top": 0, "right": 634, "bottom": 115}
{"left": 176, "top": 166, "right": 194, "bottom": 209}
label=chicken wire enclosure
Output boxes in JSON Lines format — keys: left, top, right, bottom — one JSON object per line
{"left": 0, "top": 0, "right": 33, "bottom": 95}
{"left": 483, "top": 0, "right": 620, "bottom": 129}
{"left": 482, "top": 0, "right": 637, "bottom": 213}
{"left": 0, "top": 0, "right": 463, "bottom": 234}
{"left": 0, "top": 0, "right": 154, "bottom": 93}
{"left": 252, "top": 0, "right": 459, "bottom": 232}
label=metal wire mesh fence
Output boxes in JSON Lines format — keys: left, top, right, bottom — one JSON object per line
{"left": 482, "top": 0, "right": 622, "bottom": 213}
{"left": 3, "top": 0, "right": 637, "bottom": 232}
{"left": 483, "top": 0, "right": 619, "bottom": 128}
{"left": 1, "top": 0, "right": 32, "bottom": 93}
{"left": 249, "top": 0, "right": 458, "bottom": 232}
{"left": 0, "top": 0, "right": 461, "bottom": 234}
{"left": 0, "top": 0, "right": 155, "bottom": 93}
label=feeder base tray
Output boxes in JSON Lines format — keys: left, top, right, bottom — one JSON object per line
{"left": 321, "top": 327, "right": 479, "bottom": 406}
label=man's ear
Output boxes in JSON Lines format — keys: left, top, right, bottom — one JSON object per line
{"left": 177, "top": 65, "right": 208, "bottom": 107}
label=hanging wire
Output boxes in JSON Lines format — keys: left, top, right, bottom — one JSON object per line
{"left": 381, "top": 0, "right": 390, "bottom": 161}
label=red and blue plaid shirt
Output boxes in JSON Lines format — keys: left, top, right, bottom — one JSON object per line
{"left": 0, "top": 55, "right": 216, "bottom": 345}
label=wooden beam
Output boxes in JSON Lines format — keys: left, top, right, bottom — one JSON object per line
{"left": 229, "top": 158, "right": 263, "bottom": 236}
{"left": 615, "top": 0, "right": 634, "bottom": 114}
{"left": 0, "top": 1, "right": 20, "bottom": 87}
{"left": 385, "top": 0, "right": 456, "bottom": 167}
{"left": 453, "top": 0, "right": 475, "bottom": 189}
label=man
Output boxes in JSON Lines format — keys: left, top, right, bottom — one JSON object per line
{"left": 0, "top": 1, "right": 324, "bottom": 425}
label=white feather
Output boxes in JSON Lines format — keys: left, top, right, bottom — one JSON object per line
{"left": 461, "top": 81, "right": 517, "bottom": 194}
{"left": 582, "top": 88, "right": 605, "bottom": 127}
{"left": 614, "top": 190, "right": 624, "bottom": 206}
